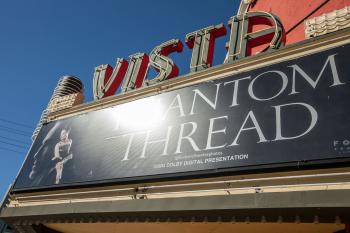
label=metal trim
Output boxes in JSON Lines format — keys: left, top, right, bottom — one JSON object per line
{"left": 2, "top": 190, "right": 350, "bottom": 224}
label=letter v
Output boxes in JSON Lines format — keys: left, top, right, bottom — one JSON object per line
{"left": 93, "top": 58, "right": 128, "bottom": 100}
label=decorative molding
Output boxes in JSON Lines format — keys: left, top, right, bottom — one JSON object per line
{"left": 31, "top": 76, "right": 83, "bottom": 141}
{"left": 305, "top": 6, "right": 350, "bottom": 39}
{"left": 47, "top": 92, "right": 84, "bottom": 114}
{"left": 3, "top": 190, "right": 350, "bottom": 225}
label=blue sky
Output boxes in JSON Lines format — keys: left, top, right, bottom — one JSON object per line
{"left": 0, "top": 0, "right": 239, "bottom": 197}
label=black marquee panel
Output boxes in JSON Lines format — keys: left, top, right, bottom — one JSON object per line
{"left": 13, "top": 44, "right": 350, "bottom": 191}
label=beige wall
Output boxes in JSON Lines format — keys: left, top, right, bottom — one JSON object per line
{"left": 46, "top": 223, "right": 345, "bottom": 233}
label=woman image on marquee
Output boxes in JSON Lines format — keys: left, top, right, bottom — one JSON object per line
{"left": 51, "top": 128, "right": 73, "bottom": 184}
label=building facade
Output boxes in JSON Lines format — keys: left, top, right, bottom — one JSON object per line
{"left": 1, "top": 1, "right": 350, "bottom": 232}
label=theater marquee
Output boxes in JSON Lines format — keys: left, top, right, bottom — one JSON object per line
{"left": 13, "top": 44, "right": 350, "bottom": 191}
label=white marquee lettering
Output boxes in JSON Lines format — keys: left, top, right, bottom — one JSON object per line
{"left": 205, "top": 116, "right": 228, "bottom": 150}
{"left": 162, "top": 94, "right": 185, "bottom": 119}
{"left": 273, "top": 102, "right": 318, "bottom": 141}
{"left": 248, "top": 70, "right": 288, "bottom": 101}
{"left": 224, "top": 76, "right": 251, "bottom": 107}
{"left": 140, "top": 126, "right": 173, "bottom": 158}
{"left": 190, "top": 83, "right": 221, "bottom": 115}
{"left": 289, "top": 54, "right": 345, "bottom": 94}
{"left": 230, "top": 111, "right": 267, "bottom": 146}
{"left": 175, "top": 122, "right": 201, "bottom": 154}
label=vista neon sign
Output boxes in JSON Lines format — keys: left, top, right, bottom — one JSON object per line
{"left": 93, "top": 11, "right": 285, "bottom": 100}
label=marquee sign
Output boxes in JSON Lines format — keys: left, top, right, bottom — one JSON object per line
{"left": 13, "top": 44, "right": 350, "bottom": 191}
{"left": 92, "top": 11, "right": 285, "bottom": 100}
